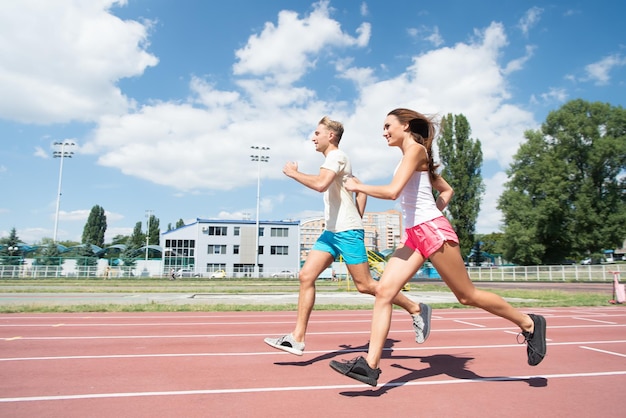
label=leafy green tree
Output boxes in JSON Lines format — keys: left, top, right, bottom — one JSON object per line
{"left": 478, "top": 232, "right": 505, "bottom": 258}
{"left": 0, "top": 227, "right": 22, "bottom": 265}
{"left": 129, "top": 222, "right": 145, "bottom": 248}
{"left": 119, "top": 245, "right": 138, "bottom": 271}
{"left": 437, "top": 114, "right": 485, "bottom": 255}
{"left": 75, "top": 244, "right": 98, "bottom": 276}
{"left": 147, "top": 214, "right": 160, "bottom": 246}
{"left": 110, "top": 234, "right": 129, "bottom": 246}
{"left": 35, "top": 243, "right": 63, "bottom": 266}
{"left": 176, "top": 218, "right": 185, "bottom": 228}
{"left": 498, "top": 99, "right": 626, "bottom": 265}
{"left": 82, "top": 205, "right": 107, "bottom": 247}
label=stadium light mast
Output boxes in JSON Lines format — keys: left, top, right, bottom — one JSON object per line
{"left": 145, "top": 209, "right": 153, "bottom": 262}
{"left": 53, "top": 141, "right": 75, "bottom": 243}
{"left": 250, "top": 146, "right": 270, "bottom": 278}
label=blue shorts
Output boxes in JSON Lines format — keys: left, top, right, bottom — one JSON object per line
{"left": 312, "top": 229, "right": 368, "bottom": 265}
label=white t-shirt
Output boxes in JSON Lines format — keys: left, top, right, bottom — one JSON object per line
{"left": 320, "top": 149, "right": 364, "bottom": 232}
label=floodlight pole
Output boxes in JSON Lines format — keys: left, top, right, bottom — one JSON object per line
{"left": 53, "top": 141, "right": 75, "bottom": 243}
{"left": 250, "top": 146, "right": 270, "bottom": 278}
{"left": 145, "top": 209, "right": 153, "bottom": 262}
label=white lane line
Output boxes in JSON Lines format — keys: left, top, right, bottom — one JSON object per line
{"left": 454, "top": 320, "right": 486, "bottom": 328}
{"left": 1, "top": 370, "right": 625, "bottom": 403}
{"left": 3, "top": 323, "right": 625, "bottom": 342}
{"left": 580, "top": 346, "right": 626, "bottom": 358}
{"left": 2, "top": 340, "right": 626, "bottom": 362}
{"left": 572, "top": 317, "right": 617, "bottom": 324}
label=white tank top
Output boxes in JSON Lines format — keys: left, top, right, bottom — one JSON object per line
{"left": 399, "top": 170, "right": 443, "bottom": 228}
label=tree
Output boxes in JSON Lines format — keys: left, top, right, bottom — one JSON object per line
{"left": 82, "top": 205, "right": 107, "bottom": 247}
{"left": 75, "top": 244, "right": 98, "bottom": 276}
{"left": 478, "top": 232, "right": 505, "bottom": 258}
{"left": 176, "top": 218, "right": 185, "bottom": 228}
{"left": 35, "top": 243, "right": 63, "bottom": 266}
{"left": 110, "top": 234, "right": 129, "bottom": 245}
{"left": 498, "top": 99, "right": 626, "bottom": 265}
{"left": 437, "top": 114, "right": 485, "bottom": 256}
{"left": 0, "top": 227, "right": 22, "bottom": 265}
{"left": 147, "top": 214, "right": 160, "bottom": 246}
{"left": 129, "top": 222, "right": 145, "bottom": 248}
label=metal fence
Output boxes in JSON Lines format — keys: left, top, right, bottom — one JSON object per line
{"left": 0, "top": 262, "right": 623, "bottom": 281}
{"left": 465, "top": 264, "right": 623, "bottom": 282}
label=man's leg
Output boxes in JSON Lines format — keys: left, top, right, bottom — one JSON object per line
{"left": 346, "top": 262, "right": 419, "bottom": 314}
{"left": 292, "top": 250, "right": 334, "bottom": 341}
{"left": 264, "top": 250, "right": 333, "bottom": 355}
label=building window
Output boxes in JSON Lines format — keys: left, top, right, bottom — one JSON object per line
{"left": 207, "top": 226, "right": 227, "bottom": 236}
{"left": 258, "top": 246, "right": 264, "bottom": 255}
{"left": 234, "top": 227, "right": 240, "bottom": 236}
{"left": 233, "top": 245, "right": 239, "bottom": 254}
{"left": 165, "top": 239, "right": 196, "bottom": 269}
{"left": 271, "top": 227, "right": 289, "bottom": 237}
{"left": 234, "top": 263, "right": 256, "bottom": 277}
{"left": 207, "top": 263, "right": 226, "bottom": 272}
{"left": 208, "top": 245, "right": 227, "bottom": 254}
{"left": 271, "top": 246, "right": 289, "bottom": 255}
{"left": 259, "top": 227, "right": 264, "bottom": 237}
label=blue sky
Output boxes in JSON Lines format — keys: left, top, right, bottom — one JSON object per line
{"left": 1, "top": 0, "right": 625, "bottom": 245}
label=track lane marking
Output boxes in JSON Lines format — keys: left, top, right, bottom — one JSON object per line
{"left": 1, "top": 370, "right": 625, "bottom": 403}
{"left": 580, "top": 346, "right": 626, "bottom": 358}
{"left": 1, "top": 340, "right": 625, "bottom": 362}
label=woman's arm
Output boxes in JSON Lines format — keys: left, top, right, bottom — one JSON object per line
{"left": 350, "top": 176, "right": 367, "bottom": 217}
{"left": 432, "top": 175, "right": 454, "bottom": 211}
{"left": 345, "top": 144, "right": 426, "bottom": 200}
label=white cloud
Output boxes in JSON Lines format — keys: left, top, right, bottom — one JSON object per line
{"left": 0, "top": 0, "right": 158, "bottom": 124}
{"left": 360, "top": 2, "right": 369, "bottom": 17}
{"left": 232, "top": 0, "right": 370, "bottom": 84}
{"left": 407, "top": 26, "right": 444, "bottom": 47}
{"left": 503, "top": 45, "right": 536, "bottom": 75}
{"left": 476, "top": 171, "right": 508, "bottom": 233}
{"left": 530, "top": 87, "right": 568, "bottom": 105}
{"left": 518, "top": 7, "right": 543, "bottom": 37}
{"left": 33, "top": 147, "right": 49, "bottom": 159}
{"left": 584, "top": 54, "right": 626, "bottom": 86}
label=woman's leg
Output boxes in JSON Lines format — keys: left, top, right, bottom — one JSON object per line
{"left": 429, "top": 242, "right": 534, "bottom": 333}
{"left": 365, "top": 246, "right": 425, "bottom": 368}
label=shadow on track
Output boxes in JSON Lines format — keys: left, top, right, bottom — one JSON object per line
{"left": 339, "top": 354, "right": 548, "bottom": 397}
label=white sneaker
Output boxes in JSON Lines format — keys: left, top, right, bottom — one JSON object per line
{"left": 412, "top": 303, "right": 432, "bottom": 344}
{"left": 264, "top": 333, "right": 305, "bottom": 355}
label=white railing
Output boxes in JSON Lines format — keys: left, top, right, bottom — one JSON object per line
{"left": 465, "top": 264, "right": 622, "bottom": 282}
{"left": 0, "top": 263, "right": 622, "bottom": 281}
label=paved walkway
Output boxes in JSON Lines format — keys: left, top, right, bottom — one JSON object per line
{"left": 0, "top": 290, "right": 534, "bottom": 307}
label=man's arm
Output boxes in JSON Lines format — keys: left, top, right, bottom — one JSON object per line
{"left": 283, "top": 161, "right": 336, "bottom": 193}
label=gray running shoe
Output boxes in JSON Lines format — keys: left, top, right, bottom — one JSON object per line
{"left": 330, "top": 356, "right": 381, "bottom": 387}
{"left": 412, "top": 303, "right": 432, "bottom": 344}
{"left": 264, "top": 333, "right": 305, "bottom": 356}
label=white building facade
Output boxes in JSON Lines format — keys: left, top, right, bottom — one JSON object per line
{"left": 299, "top": 210, "right": 403, "bottom": 260}
{"left": 162, "top": 218, "right": 300, "bottom": 278}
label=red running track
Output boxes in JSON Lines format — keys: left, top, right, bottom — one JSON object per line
{"left": 0, "top": 307, "right": 625, "bottom": 417}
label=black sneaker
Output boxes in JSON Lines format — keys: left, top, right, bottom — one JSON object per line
{"left": 329, "top": 356, "right": 381, "bottom": 387}
{"left": 520, "top": 314, "right": 546, "bottom": 366}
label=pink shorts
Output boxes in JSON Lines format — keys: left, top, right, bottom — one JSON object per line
{"left": 404, "top": 216, "right": 459, "bottom": 258}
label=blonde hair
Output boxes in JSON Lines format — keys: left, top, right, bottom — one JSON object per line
{"left": 319, "top": 116, "right": 344, "bottom": 143}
